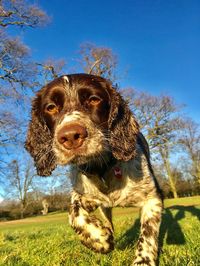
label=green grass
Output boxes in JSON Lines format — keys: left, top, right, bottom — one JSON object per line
{"left": 0, "top": 196, "right": 200, "bottom": 266}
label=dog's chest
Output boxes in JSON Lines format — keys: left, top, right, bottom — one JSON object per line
{"left": 103, "top": 160, "right": 152, "bottom": 207}
{"left": 71, "top": 156, "right": 154, "bottom": 207}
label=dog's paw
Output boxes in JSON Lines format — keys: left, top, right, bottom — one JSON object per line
{"left": 81, "top": 223, "right": 114, "bottom": 253}
{"left": 70, "top": 205, "right": 114, "bottom": 254}
{"left": 77, "top": 215, "right": 114, "bottom": 253}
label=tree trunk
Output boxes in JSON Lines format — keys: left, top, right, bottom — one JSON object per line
{"left": 160, "top": 148, "right": 178, "bottom": 198}
{"left": 167, "top": 169, "right": 178, "bottom": 198}
{"left": 194, "top": 161, "right": 200, "bottom": 184}
{"left": 20, "top": 203, "right": 25, "bottom": 219}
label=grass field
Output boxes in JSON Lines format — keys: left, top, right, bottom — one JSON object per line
{"left": 0, "top": 196, "right": 200, "bottom": 266}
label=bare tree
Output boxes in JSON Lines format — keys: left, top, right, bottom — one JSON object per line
{"left": 129, "top": 90, "right": 184, "bottom": 198}
{"left": 5, "top": 156, "right": 36, "bottom": 218}
{"left": 179, "top": 118, "right": 200, "bottom": 184}
{"left": 0, "top": 0, "right": 50, "bottom": 92}
{"left": 36, "top": 58, "right": 66, "bottom": 84}
{"left": 0, "top": 0, "right": 49, "bottom": 28}
{"left": 0, "top": 31, "right": 39, "bottom": 95}
{"left": 0, "top": 0, "right": 50, "bottom": 149}
{"left": 79, "top": 42, "right": 118, "bottom": 82}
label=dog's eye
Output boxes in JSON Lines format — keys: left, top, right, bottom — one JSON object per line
{"left": 45, "top": 103, "right": 59, "bottom": 114}
{"left": 88, "top": 95, "right": 102, "bottom": 106}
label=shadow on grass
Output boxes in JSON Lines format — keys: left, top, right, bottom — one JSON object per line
{"left": 116, "top": 218, "right": 140, "bottom": 250}
{"left": 159, "top": 205, "right": 200, "bottom": 247}
{"left": 116, "top": 205, "right": 200, "bottom": 251}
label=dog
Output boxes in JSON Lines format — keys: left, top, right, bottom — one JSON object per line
{"left": 25, "top": 73, "right": 163, "bottom": 265}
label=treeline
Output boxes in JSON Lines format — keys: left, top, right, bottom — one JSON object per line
{"left": 156, "top": 167, "right": 200, "bottom": 198}
{"left": 1, "top": 172, "right": 199, "bottom": 220}
{"left": 0, "top": 0, "right": 200, "bottom": 220}
{"left": 0, "top": 192, "right": 70, "bottom": 221}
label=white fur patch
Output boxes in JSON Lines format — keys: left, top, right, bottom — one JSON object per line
{"left": 63, "top": 75, "right": 69, "bottom": 83}
{"left": 60, "top": 111, "right": 82, "bottom": 125}
{"left": 141, "top": 198, "right": 161, "bottom": 220}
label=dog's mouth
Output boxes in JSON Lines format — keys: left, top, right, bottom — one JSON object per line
{"left": 53, "top": 144, "right": 87, "bottom": 164}
{"left": 53, "top": 140, "right": 107, "bottom": 166}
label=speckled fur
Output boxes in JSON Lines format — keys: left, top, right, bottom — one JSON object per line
{"left": 25, "top": 74, "right": 163, "bottom": 266}
{"left": 69, "top": 144, "right": 163, "bottom": 265}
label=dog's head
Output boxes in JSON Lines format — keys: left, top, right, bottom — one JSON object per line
{"left": 25, "top": 74, "right": 139, "bottom": 176}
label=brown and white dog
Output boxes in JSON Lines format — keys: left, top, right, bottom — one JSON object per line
{"left": 25, "top": 74, "right": 163, "bottom": 266}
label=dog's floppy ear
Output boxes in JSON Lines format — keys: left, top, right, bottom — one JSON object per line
{"left": 108, "top": 85, "right": 139, "bottom": 161}
{"left": 25, "top": 91, "right": 57, "bottom": 176}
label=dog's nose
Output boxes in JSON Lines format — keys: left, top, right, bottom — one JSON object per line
{"left": 57, "top": 124, "right": 88, "bottom": 150}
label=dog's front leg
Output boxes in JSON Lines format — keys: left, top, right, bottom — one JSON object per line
{"left": 99, "top": 207, "right": 114, "bottom": 233}
{"left": 133, "top": 197, "right": 163, "bottom": 266}
{"left": 69, "top": 191, "right": 114, "bottom": 254}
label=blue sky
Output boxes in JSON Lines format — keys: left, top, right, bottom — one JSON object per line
{"left": 20, "top": 0, "right": 200, "bottom": 121}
